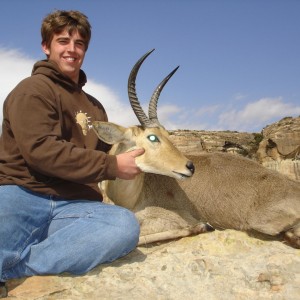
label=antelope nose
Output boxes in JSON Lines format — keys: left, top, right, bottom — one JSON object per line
{"left": 186, "top": 161, "right": 195, "bottom": 174}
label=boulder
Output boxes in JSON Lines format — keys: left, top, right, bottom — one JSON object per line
{"left": 257, "top": 117, "right": 300, "bottom": 181}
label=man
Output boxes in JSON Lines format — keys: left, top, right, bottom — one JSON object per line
{"left": 0, "top": 10, "right": 143, "bottom": 296}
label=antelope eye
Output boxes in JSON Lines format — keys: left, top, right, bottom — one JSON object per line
{"left": 147, "top": 134, "right": 159, "bottom": 142}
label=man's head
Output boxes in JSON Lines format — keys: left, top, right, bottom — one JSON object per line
{"left": 41, "top": 10, "right": 91, "bottom": 52}
{"left": 41, "top": 10, "right": 92, "bottom": 83}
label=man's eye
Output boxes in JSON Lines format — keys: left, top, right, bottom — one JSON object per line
{"left": 147, "top": 135, "right": 159, "bottom": 143}
{"left": 76, "top": 41, "right": 85, "bottom": 47}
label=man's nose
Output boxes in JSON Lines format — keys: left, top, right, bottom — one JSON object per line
{"left": 67, "top": 42, "right": 75, "bottom": 52}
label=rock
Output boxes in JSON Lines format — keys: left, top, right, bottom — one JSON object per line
{"left": 170, "top": 117, "right": 300, "bottom": 181}
{"left": 6, "top": 230, "right": 300, "bottom": 299}
{"left": 257, "top": 116, "right": 300, "bottom": 181}
{"left": 169, "top": 130, "right": 259, "bottom": 158}
{"left": 260, "top": 117, "right": 300, "bottom": 159}
{"left": 260, "top": 160, "right": 300, "bottom": 182}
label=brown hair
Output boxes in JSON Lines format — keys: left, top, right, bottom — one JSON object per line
{"left": 41, "top": 10, "right": 92, "bottom": 50}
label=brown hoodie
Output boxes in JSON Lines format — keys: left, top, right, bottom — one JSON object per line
{"left": 0, "top": 60, "right": 117, "bottom": 200}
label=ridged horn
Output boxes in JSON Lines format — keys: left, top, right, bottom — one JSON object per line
{"left": 128, "top": 49, "right": 157, "bottom": 128}
{"left": 148, "top": 66, "right": 179, "bottom": 126}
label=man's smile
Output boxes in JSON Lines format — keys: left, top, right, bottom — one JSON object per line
{"left": 63, "top": 56, "right": 77, "bottom": 62}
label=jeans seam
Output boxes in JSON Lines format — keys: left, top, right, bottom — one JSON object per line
{"left": 2, "top": 224, "right": 49, "bottom": 272}
{"left": 52, "top": 206, "right": 100, "bottom": 220}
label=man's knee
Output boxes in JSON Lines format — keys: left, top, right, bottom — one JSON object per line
{"left": 101, "top": 206, "right": 140, "bottom": 245}
{"left": 118, "top": 208, "right": 140, "bottom": 243}
{"left": 68, "top": 206, "right": 140, "bottom": 270}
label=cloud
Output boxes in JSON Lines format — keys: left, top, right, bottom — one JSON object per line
{"left": 218, "top": 97, "right": 300, "bottom": 131}
{"left": 0, "top": 48, "right": 35, "bottom": 109}
{"left": 83, "top": 80, "right": 137, "bottom": 126}
{"left": 233, "top": 93, "right": 247, "bottom": 101}
{"left": 195, "top": 104, "right": 220, "bottom": 117}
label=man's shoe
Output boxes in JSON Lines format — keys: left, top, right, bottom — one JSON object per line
{"left": 0, "top": 282, "right": 7, "bottom": 298}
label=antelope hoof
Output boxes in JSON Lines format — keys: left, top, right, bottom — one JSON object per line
{"left": 191, "top": 223, "right": 215, "bottom": 234}
{"left": 206, "top": 223, "right": 215, "bottom": 232}
{"left": 284, "top": 225, "right": 300, "bottom": 249}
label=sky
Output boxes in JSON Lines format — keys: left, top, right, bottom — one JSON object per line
{"left": 0, "top": 0, "right": 300, "bottom": 133}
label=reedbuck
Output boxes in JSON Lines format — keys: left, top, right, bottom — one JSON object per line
{"left": 93, "top": 49, "right": 300, "bottom": 248}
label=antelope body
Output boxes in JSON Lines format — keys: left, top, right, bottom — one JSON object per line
{"left": 93, "top": 50, "right": 300, "bottom": 248}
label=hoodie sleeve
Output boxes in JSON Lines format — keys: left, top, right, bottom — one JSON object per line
{"left": 6, "top": 82, "right": 118, "bottom": 184}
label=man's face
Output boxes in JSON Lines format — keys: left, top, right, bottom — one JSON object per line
{"left": 42, "top": 29, "right": 86, "bottom": 83}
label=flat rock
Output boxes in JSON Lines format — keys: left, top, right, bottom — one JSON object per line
{"left": 6, "top": 230, "right": 300, "bottom": 300}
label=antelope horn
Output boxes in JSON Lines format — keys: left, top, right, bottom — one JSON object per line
{"left": 128, "top": 49, "right": 157, "bottom": 128}
{"left": 148, "top": 66, "right": 179, "bottom": 127}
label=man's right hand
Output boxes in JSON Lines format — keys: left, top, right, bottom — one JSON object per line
{"left": 115, "top": 148, "right": 145, "bottom": 180}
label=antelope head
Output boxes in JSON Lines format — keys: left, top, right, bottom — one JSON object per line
{"left": 93, "top": 49, "right": 195, "bottom": 180}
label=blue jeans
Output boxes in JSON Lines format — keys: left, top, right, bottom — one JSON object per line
{"left": 0, "top": 185, "right": 140, "bottom": 281}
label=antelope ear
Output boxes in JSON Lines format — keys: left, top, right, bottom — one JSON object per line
{"left": 92, "top": 121, "right": 127, "bottom": 144}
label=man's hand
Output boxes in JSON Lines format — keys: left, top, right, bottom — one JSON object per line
{"left": 115, "top": 148, "right": 145, "bottom": 180}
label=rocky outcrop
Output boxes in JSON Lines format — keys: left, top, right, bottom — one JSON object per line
{"left": 6, "top": 230, "right": 300, "bottom": 299}
{"left": 169, "top": 129, "right": 260, "bottom": 158}
{"left": 170, "top": 116, "right": 300, "bottom": 181}
{"left": 259, "top": 117, "right": 300, "bottom": 160}
{"left": 257, "top": 117, "right": 300, "bottom": 181}
{"left": 259, "top": 160, "right": 300, "bottom": 182}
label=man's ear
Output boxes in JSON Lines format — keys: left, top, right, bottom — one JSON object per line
{"left": 41, "top": 42, "right": 50, "bottom": 56}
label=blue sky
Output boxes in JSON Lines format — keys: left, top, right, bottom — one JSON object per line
{"left": 0, "top": 0, "right": 300, "bottom": 133}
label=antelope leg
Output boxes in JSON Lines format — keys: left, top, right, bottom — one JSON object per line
{"left": 138, "top": 223, "right": 213, "bottom": 246}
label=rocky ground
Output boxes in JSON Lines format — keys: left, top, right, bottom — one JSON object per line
{"left": 5, "top": 230, "right": 300, "bottom": 299}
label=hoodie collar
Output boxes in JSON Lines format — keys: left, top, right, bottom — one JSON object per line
{"left": 31, "top": 60, "right": 87, "bottom": 91}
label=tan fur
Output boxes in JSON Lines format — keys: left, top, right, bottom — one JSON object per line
{"left": 94, "top": 122, "right": 300, "bottom": 248}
